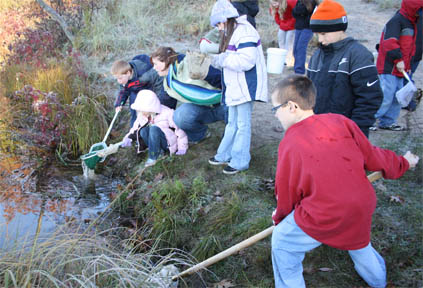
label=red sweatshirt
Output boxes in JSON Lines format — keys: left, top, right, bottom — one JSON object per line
{"left": 273, "top": 114, "right": 409, "bottom": 250}
{"left": 270, "top": 0, "right": 297, "bottom": 31}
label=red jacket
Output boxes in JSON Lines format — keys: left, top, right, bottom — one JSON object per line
{"left": 270, "top": 0, "right": 297, "bottom": 31}
{"left": 273, "top": 114, "right": 409, "bottom": 250}
{"left": 376, "top": 0, "right": 422, "bottom": 76}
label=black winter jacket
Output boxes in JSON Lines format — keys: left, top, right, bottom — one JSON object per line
{"left": 292, "top": 0, "right": 316, "bottom": 30}
{"left": 307, "top": 37, "right": 383, "bottom": 137}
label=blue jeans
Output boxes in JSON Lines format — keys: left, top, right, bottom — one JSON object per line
{"left": 140, "top": 125, "right": 168, "bottom": 160}
{"left": 214, "top": 101, "right": 252, "bottom": 170}
{"left": 173, "top": 103, "right": 226, "bottom": 142}
{"left": 293, "top": 29, "right": 313, "bottom": 75}
{"left": 272, "top": 211, "right": 386, "bottom": 288}
{"left": 375, "top": 74, "right": 403, "bottom": 127}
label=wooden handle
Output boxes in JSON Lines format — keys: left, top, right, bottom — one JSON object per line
{"left": 172, "top": 171, "right": 384, "bottom": 281}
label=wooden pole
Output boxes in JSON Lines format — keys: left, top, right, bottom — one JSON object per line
{"left": 172, "top": 171, "right": 383, "bottom": 281}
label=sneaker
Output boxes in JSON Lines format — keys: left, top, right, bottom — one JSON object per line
{"left": 209, "top": 157, "right": 228, "bottom": 165}
{"left": 189, "top": 131, "right": 211, "bottom": 145}
{"left": 369, "top": 126, "right": 378, "bottom": 131}
{"left": 144, "top": 158, "right": 157, "bottom": 167}
{"left": 379, "top": 124, "right": 406, "bottom": 131}
{"left": 223, "top": 165, "right": 240, "bottom": 175}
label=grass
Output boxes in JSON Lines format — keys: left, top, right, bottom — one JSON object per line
{"left": 0, "top": 224, "right": 192, "bottom": 287}
{"left": 1, "top": 0, "right": 421, "bottom": 287}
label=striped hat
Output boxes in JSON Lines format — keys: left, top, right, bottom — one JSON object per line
{"left": 310, "top": 0, "right": 348, "bottom": 32}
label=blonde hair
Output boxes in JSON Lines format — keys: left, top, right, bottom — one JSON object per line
{"left": 111, "top": 60, "right": 132, "bottom": 75}
{"left": 278, "top": 0, "right": 287, "bottom": 18}
{"left": 270, "top": 0, "right": 287, "bottom": 18}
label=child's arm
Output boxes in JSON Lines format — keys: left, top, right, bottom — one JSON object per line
{"left": 115, "top": 87, "right": 130, "bottom": 109}
{"left": 349, "top": 119, "right": 411, "bottom": 179}
{"left": 214, "top": 35, "right": 258, "bottom": 72}
{"left": 168, "top": 110, "right": 188, "bottom": 155}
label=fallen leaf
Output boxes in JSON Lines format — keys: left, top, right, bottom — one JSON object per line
{"left": 126, "top": 191, "right": 136, "bottom": 200}
{"left": 389, "top": 195, "right": 404, "bottom": 204}
{"left": 376, "top": 182, "right": 387, "bottom": 192}
{"left": 154, "top": 172, "right": 164, "bottom": 181}
{"left": 213, "top": 279, "right": 236, "bottom": 288}
{"left": 318, "top": 267, "right": 333, "bottom": 272}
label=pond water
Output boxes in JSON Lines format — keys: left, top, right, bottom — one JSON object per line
{"left": 0, "top": 163, "right": 122, "bottom": 249}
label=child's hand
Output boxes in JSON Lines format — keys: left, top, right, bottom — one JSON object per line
{"left": 175, "top": 149, "right": 187, "bottom": 156}
{"left": 115, "top": 106, "right": 122, "bottom": 113}
{"left": 404, "top": 151, "right": 419, "bottom": 168}
{"left": 121, "top": 137, "right": 132, "bottom": 147}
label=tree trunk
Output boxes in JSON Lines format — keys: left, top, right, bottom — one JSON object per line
{"left": 35, "top": 0, "right": 75, "bottom": 46}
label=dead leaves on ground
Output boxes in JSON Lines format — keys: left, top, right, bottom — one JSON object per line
{"left": 212, "top": 279, "right": 235, "bottom": 288}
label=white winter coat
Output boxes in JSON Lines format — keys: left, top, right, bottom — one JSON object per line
{"left": 213, "top": 15, "right": 268, "bottom": 106}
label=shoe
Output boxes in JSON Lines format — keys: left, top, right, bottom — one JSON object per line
{"left": 144, "top": 154, "right": 166, "bottom": 167}
{"left": 223, "top": 165, "right": 240, "bottom": 175}
{"left": 144, "top": 158, "right": 157, "bottom": 167}
{"left": 369, "top": 126, "right": 378, "bottom": 131}
{"left": 189, "top": 131, "right": 211, "bottom": 145}
{"left": 379, "top": 124, "right": 406, "bottom": 131}
{"left": 273, "top": 125, "right": 284, "bottom": 133}
{"left": 209, "top": 157, "right": 228, "bottom": 165}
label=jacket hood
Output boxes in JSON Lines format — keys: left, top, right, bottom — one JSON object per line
{"left": 129, "top": 59, "right": 152, "bottom": 79}
{"left": 400, "top": 0, "right": 423, "bottom": 23}
{"left": 131, "top": 90, "right": 161, "bottom": 113}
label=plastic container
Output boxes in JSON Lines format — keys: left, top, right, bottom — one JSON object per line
{"left": 267, "top": 48, "right": 288, "bottom": 74}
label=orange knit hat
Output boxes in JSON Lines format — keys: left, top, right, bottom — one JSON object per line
{"left": 310, "top": 0, "right": 348, "bottom": 32}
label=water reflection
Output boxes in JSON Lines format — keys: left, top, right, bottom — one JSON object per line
{"left": 0, "top": 165, "right": 122, "bottom": 248}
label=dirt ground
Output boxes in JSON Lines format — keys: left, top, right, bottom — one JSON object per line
{"left": 251, "top": 0, "right": 423, "bottom": 148}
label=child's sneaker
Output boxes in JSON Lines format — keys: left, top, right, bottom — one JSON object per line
{"left": 209, "top": 157, "right": 228, "bottom": 165}
{"left": 189, "top": 131, "right": 211, "bottom": 145}
{"left": 223, "top": 165, "right": 240, "bottom": 175}
{"left": 144, "top": 158, "right": 157, "bottom": 167}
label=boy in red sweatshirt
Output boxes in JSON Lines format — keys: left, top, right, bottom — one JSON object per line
{"left": 270, "top": 75, "right": 419, "bottom": 288}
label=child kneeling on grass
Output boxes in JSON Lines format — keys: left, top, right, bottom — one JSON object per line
{"left": 270, "top": 75, "right": 419, "bottom": 288}
{"left": 121, "top": 90, "right": 188, "bottom": 168}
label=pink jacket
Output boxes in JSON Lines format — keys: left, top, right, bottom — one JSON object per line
{"left": 126, "top": 91, "right": 188, "bottom": 154}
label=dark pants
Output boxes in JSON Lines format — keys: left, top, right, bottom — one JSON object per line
{"left": 403, "top": 60, "right": 420, "bottom": 110}
{"left": 129, "top": 92, "right": 138, "bottom": 127}
{"left": 140, "top": 126, "right": 168, "bottom": 160}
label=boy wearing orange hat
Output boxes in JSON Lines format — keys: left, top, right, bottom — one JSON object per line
{"left": 306, "top": 0, "right": 383, "bottom": 137}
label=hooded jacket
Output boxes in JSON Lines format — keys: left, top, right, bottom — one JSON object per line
{"left": 376, "top": 0, "right": 423, "bottom": 76}
{"left": 125, "top": 91, "right": 188, "bottom": 155}
{"left": 307, "top": 37, "right": 383, "bottom": 137}
{"left": 213, "top": 15, "right": 268, "bottom": 106}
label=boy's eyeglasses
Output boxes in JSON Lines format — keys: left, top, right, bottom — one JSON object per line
{"left": 271, "top": 101, "right": 289, "bottom": 114}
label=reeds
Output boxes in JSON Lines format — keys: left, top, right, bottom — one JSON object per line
{"left": 0, "top": 224, "right": 192, "bottom": 287}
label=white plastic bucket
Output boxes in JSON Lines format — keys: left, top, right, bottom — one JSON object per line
{"left": 267, "top": 48, "right": 288, "bottom": 74}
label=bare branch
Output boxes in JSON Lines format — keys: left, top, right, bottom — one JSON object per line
{"left": 35, "top": 0, "right": 75, "bottom": 46}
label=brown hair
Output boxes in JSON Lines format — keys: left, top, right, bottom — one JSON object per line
{"left": 150, "top": 47, "right": 179, "bottom": 70}
{"left": 273, "top": 75, "right": 315, "bottom": 110}
{"left": 219, "top": 18, "right": 237, "bottom": 53}
{"left": 301, "top": 0, "right": 319, "bottom": 12}
{"left": 111, "top": 60, "right": 132, "bottom": 75}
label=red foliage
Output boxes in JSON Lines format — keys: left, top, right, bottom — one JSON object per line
{"left": 14, "top": 85, "right": 70, "bottom": 148}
